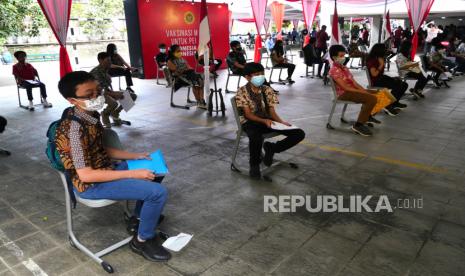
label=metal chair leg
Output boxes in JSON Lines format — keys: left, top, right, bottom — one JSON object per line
{"left": 230, "top": 131, "right": 242, "bottom": 172}
{"left": 326, "top": 101, "right": 337, "bottom": 129}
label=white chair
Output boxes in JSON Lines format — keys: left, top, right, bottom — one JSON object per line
{"left": 229, "top": 97, "right": 297, "bottom": 181}
{"left": 59, "top": 171, "right": 132, "bottom": 274}
{"left": 326, "top": 77, "right": 361, "bottom": 129}
{"left": 225, "top": 66, "right": 242, "bottom": 94}
{"left": 15, "top": 76, "right": 44, "bottom": 111}
{"left": 155, "top": 58, "right": 169, "bottom": 87}
{"left": 170, "top": 73, "right": 197, "bottom": 110}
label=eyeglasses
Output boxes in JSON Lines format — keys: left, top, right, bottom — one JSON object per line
{"left": 74, "top": 88, "right": 104, "bottom": 100}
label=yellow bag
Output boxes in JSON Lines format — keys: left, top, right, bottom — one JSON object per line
{"left": 371, "top": 88, "right": 396, "bottom": 115}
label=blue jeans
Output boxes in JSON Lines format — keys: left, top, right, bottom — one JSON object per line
{"left": 78, "top": 162, "right": 167, "bottom": 240}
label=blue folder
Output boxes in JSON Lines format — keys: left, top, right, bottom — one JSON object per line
{"left": 126, "top": 150, "right": 169, "bottom": 175}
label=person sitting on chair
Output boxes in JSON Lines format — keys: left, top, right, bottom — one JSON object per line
{"left": 91, "top": 52, "right": 137, "bottom": 128}
{"left": 429, "top": 44, "right": 451, "bottom": 85}
{"left": 270, "top": 40, "right": 296, "bottom": 84}
{"left": 106, "top": 43, "right": 136, "bottom": 92}
{"left": 303, "top": 37, "right": 329, "bottom": 78}
{"left": 167, "top": 44, "right": 207, "bottom": 110}
{"left": 55, "top": 71, "right": 170, "bottom": 262}
{"left": 155, "top": 43, "right": 168, "bottom": 68}
{"left": 235, "top": 62, "right": 305, "bottom": 179}
{"left": 329, "top": 45, "right": 379, "bottom": 137}
{"left": 396, "top": 40, "right": 429, "bottom": 98}
{"left": 347, "top": 37, "right": 367, "bottom": 68}
{"left": 12, "top": 51, "right": 52, "bottom": 110}
{"left": 367, "top": 43, "right": 408, "bottom": 116}
{"left": 227, "top": 40, "right": 247, "bottom": 75}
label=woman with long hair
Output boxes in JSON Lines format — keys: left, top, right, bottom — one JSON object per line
{"left": 367, "top": 43, "right": 408, "bottom": 116}
{"left": 106, "top": 43, "right": 135, "bottom": 92}
{"left": 167, "top": 45, "right": 206, "bottom": 109}
{"left": 396, "top": 41, "right": 429, "bottom": 98}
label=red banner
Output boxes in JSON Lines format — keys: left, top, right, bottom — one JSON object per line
{"left": 137, "top": 0, "right": 229, "bottom": 79}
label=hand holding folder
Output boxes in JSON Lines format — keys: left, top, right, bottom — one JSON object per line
{"left": 127, "top": 150, "right": 168, "bottom": 182}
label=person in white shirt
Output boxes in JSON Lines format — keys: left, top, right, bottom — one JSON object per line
{"left": 396, "top": 41, "right": 429, "bottom": 98}
{"left": 423, "top": 22, "right": 443, "bottom": 54}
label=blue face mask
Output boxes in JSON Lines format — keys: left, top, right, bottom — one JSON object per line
{"left": 250, "top": 75, "right": 266, "bottom": 87}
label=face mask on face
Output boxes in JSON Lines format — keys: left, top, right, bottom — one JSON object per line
{"left": 160, "top": 48, "right": 166, "bottom": 53}
{"left": 250, "top": 75, "right": 266, "bottom": 87}
{"left": 334, "top": 57, "right": 346, "bottom": 65}
{"left": 174, "top": 52, "right": 182, "bottom": 58}
{"left": 114, "top": 50, "right": 118, "bottom": 54}
{"left": 77, "top": 95, "right": 106, "bottom": 111}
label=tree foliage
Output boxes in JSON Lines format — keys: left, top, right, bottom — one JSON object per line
{"left": 72, "top": 0, "right": 124, "bottom": 39}
{"left": 0, "top": 0, "right": 47, "bottom": 45}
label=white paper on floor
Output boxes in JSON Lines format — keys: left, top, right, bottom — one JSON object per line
{"left": 162, "top": 233, "right": 193, "bottom": 252}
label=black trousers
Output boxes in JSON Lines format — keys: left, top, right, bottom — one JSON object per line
{"left": 274, "top": 63, "right": 296, "bottom": 79}
{"left": 405, "top": 72, "right": 428, "bottom": 91}
{"left": 108, "top": 67, "right": 133, "bottom": 87}
{"left": 20, "top": 81, "right": 47, "bottom": 101}
{"left": 242, "top": 121, "right": 305, "bottom": 166}
{"left": 373, "top": 75, "right": 408, "bottom": 103}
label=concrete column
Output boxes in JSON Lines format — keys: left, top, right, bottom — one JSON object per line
{"left": 370, "top": 15, "right": 382, "bottom": 47}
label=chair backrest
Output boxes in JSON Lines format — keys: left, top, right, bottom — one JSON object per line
{"left": 230, "top": 96, "right": 242, "bottom": 130}
{"left": 365, "top": 68, "right": 373, "bottom": 87}
{"left": 328, "top": 77, "right": 339, "bottom": 100}
{"left": 420, "top": 55, "right": 429, "bottom": 71}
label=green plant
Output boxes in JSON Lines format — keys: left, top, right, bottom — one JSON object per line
{"left": 78, "top": 0, "right": 124, "bottom": 39}
{"left": 0, "top": 0, "right": 46, "bottom": 45}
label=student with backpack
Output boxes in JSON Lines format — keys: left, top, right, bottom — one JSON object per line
{"left": 50, "top": 71, "right": 171, "bottom": 262}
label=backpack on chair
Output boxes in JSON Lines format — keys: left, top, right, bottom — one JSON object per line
{"left": 45, "top": 107, "right": 86, "bottom": 208}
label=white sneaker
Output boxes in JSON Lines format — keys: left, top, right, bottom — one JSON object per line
{"left": 28, "top": 101, "right": 34, "bottom": 111}
{"left": 43, "top": 99, "right": 52, "bottom": 108}
{"left": 197, "top": 102, "right": 207, "bottom": 110}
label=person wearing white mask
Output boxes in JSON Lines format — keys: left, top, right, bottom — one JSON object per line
{"left": 235, "top": 62, "right": 305, "bottom": 179}
{"left": 91, "top": 52, "right": 137, "bottom": 128}
{"left": 55, "top": 71, "right": 171, "bottom": 262}
{"left": 155, "top": 43, "right": 168, "bottom": 68}
{"left": 328, "top": 45, "right": 378, "bottom": 137}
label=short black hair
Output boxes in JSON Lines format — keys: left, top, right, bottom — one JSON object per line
{"left": 329, "top": 45, "right": 346, "bottom": 61}
{"left": 97, "top": 52, "right": 109, "bottom": 61}
{"left": 159, "top": 43, "right": 166, "bottom": 48}
{"left": 106, "top": 43, "right": 117, "bottom": 55}
{"left": 58, "top": 71, "right": 96, "bottom": 99}
{"left": 230, "top": 40, "right": 241, "bottom": 48}
{"left": 14, "top": 51, "right": 26, "bottom": 59}
{"left": 243, "top": 62, "right": 264, "bottom": 76}
{"left": 399, "top": 40, "right": 412, "bottom": 58}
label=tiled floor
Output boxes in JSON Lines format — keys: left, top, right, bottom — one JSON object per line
{"left": 0, "top": 61, "right": 464, "bottom": 275}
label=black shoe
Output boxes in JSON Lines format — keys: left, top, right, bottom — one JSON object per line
{"left": 273, "top": 89, "right": 280, "bottom": 94}
{"left": 351, "top": 124, "right": 373, "bottom": 137}
{"left": 263, "top": 142, "right": 275, "bottom": 167}
{"left": 368, "top": 116, "right": 381, "bottom": 124}
{"left": 287, "top": 79, "right": 295, "bottom": 84}
{"left": 249, "top": 165, "right": 261, "bottom": 179}
{"left": 127, "top": 215, "right": 165, "bottom": 234}
{"left": 126, "top": 87, "right": 135, "bottom": 93}
{"left": 130, "top": 236, "right": 171, "bottom": 262}
{"left": 383, "top": 107, "right": 399, "bottom": 116}
{"left": 393, "top": 102, "right": 407, "bottom": 109}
